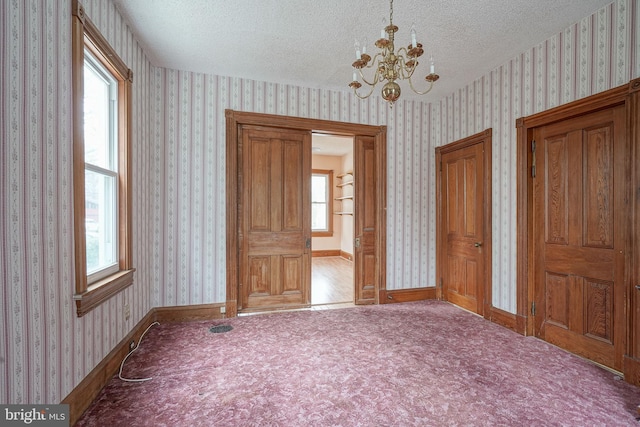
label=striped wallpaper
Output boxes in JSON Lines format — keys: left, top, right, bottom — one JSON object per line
{"left": 432, "top": 0, "right": 639, "bottom": 309}
{"left": 1, "top": 0, "right": 153, "bottom": 405}
{"left": 1, "top": 0, "right": 638, "bottom": 406}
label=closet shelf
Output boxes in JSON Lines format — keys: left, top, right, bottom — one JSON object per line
{"left": 334, "top": 171, "right": 353, "bottom": 216}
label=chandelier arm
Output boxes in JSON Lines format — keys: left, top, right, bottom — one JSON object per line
{"left": 355, "top": 52, "right": 384, "bottom": 86}
{"left": 365, "top": 52, "right": 385, "bottom": 66}
{"left": 352, "top": 81, "right": 378, "bottom": 99}
{"left": 357, "top": 67, "right": 380, "bottom": 87}
{"left": 407, "top": 76, "right": 435, "bottom": 95}
{"left": 407, "top": 67, "right": 417, "bottom": 80}
{"left": 396, "top": 55, "right": 414, "bottom": 80}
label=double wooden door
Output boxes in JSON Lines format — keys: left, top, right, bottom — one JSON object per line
{"left": 232, "top": 118, "right": 384, "bottom": 313}
{"left": 532, "top": 105, "right": 627, "bottom": 371}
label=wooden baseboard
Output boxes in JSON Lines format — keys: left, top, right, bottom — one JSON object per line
{"left": 311, "top": 250, "right": 353, "bottom": 261}
{"left": 312, "top": 249, "right": 340, "bottom": 257}
{"left": 62, "top": 310, "right": 155, "bottom": 426}
{"left": 380, "top": 287, "right": 436, "bottom": 303}
{"left": 154, "top": 303, "right": 227, "bottom": 322}
{"left": 63, "top": 303, "right": 226, "bottom": 426}
{"left": 624, "top": 355, "right": 640, "bottom": 387}
{"left": 488, "top": 306, "right": 519, "bottom": 333}
{"left": 339, "top": 250, "right": 353, "bottom": 261}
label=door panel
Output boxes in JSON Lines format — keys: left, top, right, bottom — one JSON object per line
{"left": 534, "top": 106, "right": 626, "bottom": 371}
{"left": 240, "top": 126, "right": 311, "bottom": 311}
{"left": 440, "top": 143, "right": 485, "bottom": 314}
{"left": 354, "top": 135, "right": 376, "bottom": 304}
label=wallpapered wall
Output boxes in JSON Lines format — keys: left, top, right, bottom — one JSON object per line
{"left": 150, "top": 69, "right": 437, "bottom": 306}
{"left": 1, "top": 0, "right": 153, "bottom": 404}
{"left": 1, "top": 0, "right": 638, "bottom": 406}
{"left": 151, "top": 0, "right": 639, "bottom": 311}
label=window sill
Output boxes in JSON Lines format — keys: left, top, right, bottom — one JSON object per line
{"left": 74, "top": 268, "right": 135, "bottom": 317}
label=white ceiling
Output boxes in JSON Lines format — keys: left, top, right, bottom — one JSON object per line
{"left": 113, "top": 0, "right": 613, "bottom": 103}
{"left": 312, "top": 134, "right": 353, "bottom": 157}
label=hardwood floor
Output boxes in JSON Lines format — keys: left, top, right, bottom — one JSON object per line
{"left": 311, "top": 256, "right": 354, "bottom": 307}
{"left": 240, "top": 256, "right": 354, "bottom": 316}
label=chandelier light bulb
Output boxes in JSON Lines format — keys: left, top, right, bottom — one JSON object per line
{"left": 380, "top": 18, "right": 387, "bottom": 39}
{"left": 410, "top": 23, "right": 417, "bottom": 48}
{"left": 354, "top": 39, "right": 361, "bottom": 60}
{"left": 362, "top": 37, "right": 368, "bottom": 54}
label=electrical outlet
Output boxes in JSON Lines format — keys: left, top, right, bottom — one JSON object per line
{"left": 129, "top": 340, "right": 136, "bottom": 351}
{"left": 220, "top": 306, "right": 226, "bottom": 314}
{"left": 124, "top": 303, "right": 130, "bottom": 321}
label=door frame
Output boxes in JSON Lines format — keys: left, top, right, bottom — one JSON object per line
{"left": 435, "top": 129, "right": 493, "bottom": 319}
{"left": 225, "top": 110, "right": 387, "bottom": 317}
{"left": 516, "top": 78, "right": 640, "bottom": 384}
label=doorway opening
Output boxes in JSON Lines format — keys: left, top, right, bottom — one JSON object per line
{"left": 225, "top": 110, "right": 387, "bottom": 317}
{"left": 311, "top": 133, "right": 355, "bottom": 308}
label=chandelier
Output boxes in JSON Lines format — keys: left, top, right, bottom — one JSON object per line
{"left": 348, "top": 0, "right": 439, "bottom": 106}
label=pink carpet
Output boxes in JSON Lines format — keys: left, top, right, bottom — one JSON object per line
{"left": 76, "top": 301, "right": 640, "bottom": 426}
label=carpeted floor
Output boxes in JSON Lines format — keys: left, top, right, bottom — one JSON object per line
{"left": 76, "top": 301, "right": 640, "bottom": 426}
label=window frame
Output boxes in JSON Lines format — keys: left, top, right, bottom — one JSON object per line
{"left": 72, "top": 0, "right": 134, "bottom": 317}
{"left": 311, "top": 169, "right": 334, "bottom": 237}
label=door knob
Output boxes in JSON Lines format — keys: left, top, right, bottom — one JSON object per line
{"left": 474, "top": 242, "right": 482, "bottom": 247}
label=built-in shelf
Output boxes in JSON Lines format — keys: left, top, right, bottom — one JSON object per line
{"left": 334, "top": 171, "right": 353, "bottom": 216}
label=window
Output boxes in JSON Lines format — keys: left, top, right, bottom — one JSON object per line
{"left": 84, "top": 50, "right": 119, "bottom": 282}
{"left": 311, "top": 170, "right": 333, "bottom": 237}
{"left": 72, "top": 0, "right": 134, "bottom": 316}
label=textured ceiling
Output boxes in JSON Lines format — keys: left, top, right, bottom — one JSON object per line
{"left": 113, "top": 0, "right": 613, "bottom": 103}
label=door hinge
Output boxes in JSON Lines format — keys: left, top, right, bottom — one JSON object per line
{"left": 305, "top": 238, "right": 311, "bottom": 249}
{"left": 531, "top": 139, "right": 536, "bottom": 178}
{"left": 531, "top": 301, "right": 536, "bottom": 316}
{"left": 439, "top": 278, "right": 443, "bottom": 288}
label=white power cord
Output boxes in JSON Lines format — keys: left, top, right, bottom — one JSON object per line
{"left": 118, "top": 321, "right": 160, "bottom": 382}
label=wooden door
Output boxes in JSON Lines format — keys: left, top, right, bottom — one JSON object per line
{"left": 239, "top": 125, "right": 311, "bottom": 311}
{"left": 354, "top": 135, "right": 376, "bottom": 304}
{"left": 439, "top": 142, "right": 486, "bottom": 315}
{"left": 533, "top": 106, "right": 627, "bottom": 371}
